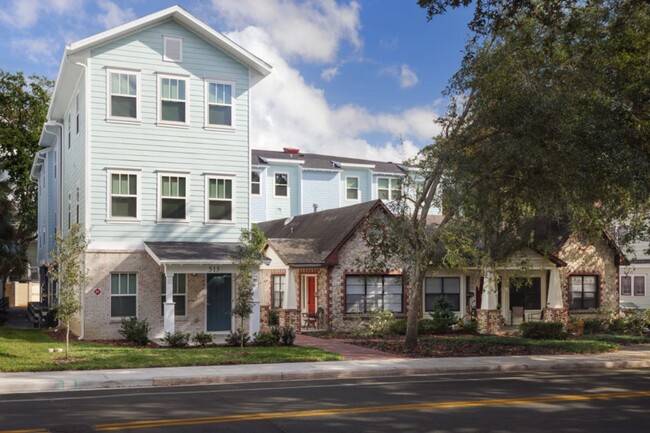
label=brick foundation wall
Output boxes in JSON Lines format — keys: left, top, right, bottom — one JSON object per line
{"left": 543, "top": 307, "right": 569, "bottom": 325}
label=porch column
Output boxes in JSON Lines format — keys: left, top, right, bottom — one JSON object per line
{"left": 163, "top": 272, "right": 175, "bottom": 335}
{"left": 546, "top": 268, "right": 563, "bottom": 308}
{"left": 478, "top": 270, "right": 501, "bottom": 334}
{"left": 250, "top": 268, "right": 261, "bottom": 335}
{"left": 544, "top": 268, "right": 569, "bottom": 324}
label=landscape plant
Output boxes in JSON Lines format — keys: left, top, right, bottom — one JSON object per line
{"left": 162, "top": 331, "right": 190, "bottom": 347}
{"left": 118, "top": 317, "right": 150, "bottom": 346}
{"left": 192, "top": 332, "right": 214, "bottom": 347}
{"left": 47, "top": 224, "right": 88, "bottom": 358}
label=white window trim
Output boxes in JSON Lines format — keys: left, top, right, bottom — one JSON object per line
{"left": 204, "top": 78, "right": 236, "bottom": 130}
{"left": 157, "top": 172, "right": 190, "bottom": 224}
{"left": 110, "top": 273, "right": 138, "bottom": 319}
{"left": 620, "top": 274, "right": 646, "bottom": 297}
{"left": 204, "top": 174, "right": 236, "bottom": 224}
{"left": 163, "top": 35, "right": 183, "bottom": 63}
{"left": 274, "top": 172, "right": 289, "bottom": 198}
{"left": 106, "top": 68, "right": 141, "bottom": 123}
{"left": 106, "top": 169, "right": 141, "bottom": 222}
{"left": 345, "top": 176, "right": 360, "bottom": 201}
{"left": 157, "top": 73, "right": 190, "bottom": 127}
{"left": 76, "top": 92, "right": 80, "bottom": 136}
{"left": 251, "top": 170, "right": 261, "bottom": 196}
{"left": 377, "top": 177, "right": 399, "bottom": 201}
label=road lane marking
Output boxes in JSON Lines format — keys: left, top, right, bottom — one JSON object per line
{"left": 92, "top": 390, "right": 650, "bottom": 431}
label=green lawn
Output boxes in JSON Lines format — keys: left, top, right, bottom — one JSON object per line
{"left": 0, "top": 328, "right": 342, "bottom": 373}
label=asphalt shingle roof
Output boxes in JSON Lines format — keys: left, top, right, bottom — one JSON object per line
{"left": 251, "top": 149, "right": 405, "bottom": 174}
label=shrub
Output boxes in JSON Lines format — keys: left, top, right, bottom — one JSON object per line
{"left": 388, "top": 319, "right": 407, "bottom": 335}
{"left": 609, "top": 318, "right": 626, "bottom": 334}
{"left": 520, "top": 321, "right": 566, "bottom": 340}
{"left": 118, "top": 317, "right": 150, "bottom": 346}
{"left": 368, "top": 310, "right": 394, "bottom": 336}
{"left": 192, "top": 332, "right": 214, "bottom": 347}
{"left": 566, "top": 319, "right": 585, "bottom": 337}
{"left": 253, "top": 328, "right": 281, "bottom": 346}
{"left": 619, "top": 310, "right": 647, "bottom": 335}
{"left": 582, "top": 318, "right": 608, "bottom": 334}
{"left": 162, "top": 331, "right": 190, "bottom": 347}
{"left": 428, "top": 298, "right": 456, "bottom": 333}
{"left": 225, "top": 330, "right": 250, "bottom": 347}
{"left": 280, "top": 326, "right": 296, "bottom": 345}
{"left": 418, "top": 318, "right": 436, "bottom": 335}
{"left": 460, "top": 321, "right": 478, "bottom": 334}
{"left": 268, "top": 309, "right": 280, "bottom": 327}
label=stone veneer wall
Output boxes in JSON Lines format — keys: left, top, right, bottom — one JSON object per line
{"left": 329, "top": 216, "right": 405, "bottom": 331}
{"left": 477, "top": 309, "right": 502, "bottom": 334}
{"left": 84, "top": 250, "right": 209, "bottom": 340}
{"left": 557, "top": 233, "right": 619, "bottom": 316}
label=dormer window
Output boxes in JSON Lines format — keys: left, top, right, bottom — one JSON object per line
{"left": 163, "top": 36, "right": 183, "bottom": 62}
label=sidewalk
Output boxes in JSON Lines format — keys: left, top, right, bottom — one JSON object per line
{"left": 1, "top": 344, "right": 648, "bottom": 395}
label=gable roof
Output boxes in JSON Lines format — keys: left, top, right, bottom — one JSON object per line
{"left": 252, "top": 149, "right": 406, "bottom": 175}
{"left": 45, "top": 5, "right": 271, "bottom": 122}
{"left": 257, "top": 200, "right": 388, "bottom": 266}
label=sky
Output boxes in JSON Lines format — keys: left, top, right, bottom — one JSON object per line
{"left": 0, "top": 0, "right": 473, "bottom": 162}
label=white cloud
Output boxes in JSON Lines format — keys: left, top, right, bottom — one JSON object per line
{"left": 95, "top": 0, "right": 136, "bottom": 30}
{"left": 0, "top": 0, "right": 81, "bottom": 29}
{"left": 320, "top": 66, "right": 339, "bottom": 82}
{"left": 10, "top": 37, "right": 57, "bottom": 64}
{"left": 227, "top": 27, "right": 441, "bottom": 162}
{"left": 210, "top": 0, "right": 362, "bottom": 63}
{"left": 399, "top": 64, "right": 418, "bottom": 88}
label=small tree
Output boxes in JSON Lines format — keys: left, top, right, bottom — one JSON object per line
{"left": 48, "top": 224, "right": 88, "bottom": 358}
{"left": 232, "top": 226, "right": 266, "bottom": 349}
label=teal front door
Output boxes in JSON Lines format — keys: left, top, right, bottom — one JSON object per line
{"left": 206, "top": 273, "right": 232, "bottom": 332}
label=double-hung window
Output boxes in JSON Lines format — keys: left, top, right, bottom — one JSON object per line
{"left": 206, "top": 81, "right": 234, "bottom": 127}
{"left": 108, "top": 70, "right": 138, "bottom": 120}
{"left": 274, "top": 173, "right": 288, "bottom": 197}
{"left": 272, "top": 275, "right": 285, "bottom": 308}
{"left": 345, "top": 275, "right": 403, "bottom": 314}
{"left": 76, "top": 187, "right": 80, "bottom": 224}
{"left": 75, "top": 93, "right": 80, "bottom": 134}
{"left": 161, "top": 274, "right": 186, "bottom": 316}
{"left": 111, "top": 273, "right": 137, "bottom": 317}
{"left": 159, "top": 75, "right": 188, "bottom": 124}
{"left": 109, "top": 171, "right": 139, "bottom": 220}
{"left": 377, "top": 178, "right": 400, "bottom": 201}
{"left": 207, "top": 177, "right": 233, "bottom": 222}
{"left": 346, "top": 177, "right": 359, "bottom": 200}
{"left": 424, "top": 277, "right": 461, "bottom": 312}
{"left": 621, "top": 275, "right": 645, "bottom": 297}
{"left": 67, "top": 114, "right": 71, "bottom": 149}
{"left": 159, "top": 174, "right": 187, "bottom": 221}
{"left": 569, "top": 275, "right": 599, "bottom": 309}
{"left": 251, "top": 171, "right": 261, "bottom": 195}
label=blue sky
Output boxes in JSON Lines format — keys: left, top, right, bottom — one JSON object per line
{"left": 0, "top": 0, "right": 472, "bottom": 161}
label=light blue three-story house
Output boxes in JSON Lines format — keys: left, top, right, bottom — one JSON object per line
{"left": 31, "top": 6, "right": 271, "bottom": 340}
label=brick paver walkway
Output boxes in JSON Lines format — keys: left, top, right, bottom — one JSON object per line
{"left": 295, "top": 333, "right": 402, "bottom": 360}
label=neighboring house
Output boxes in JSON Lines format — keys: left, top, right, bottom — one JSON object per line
{"left": 250, "top": 148, "right": 437, "bottom": 222}
{"left": 619, "top": 240, "right": 650, "bottom": 309}
{"left": 259, "top": 202, "right": 624, "bottom": 334}
{"left": 257, "top": 200, "right": 406, "bottom": 332}
{"left": 31, "top": 6, "right": 271, "bottom": 339}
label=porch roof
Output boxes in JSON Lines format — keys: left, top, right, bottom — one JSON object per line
{"left": 144, "top": 241, "right": 240, "bottom": 265}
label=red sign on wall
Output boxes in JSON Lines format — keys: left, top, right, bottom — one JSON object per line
{"left": 93, "top": 288, "right": 101, "bottom": 296}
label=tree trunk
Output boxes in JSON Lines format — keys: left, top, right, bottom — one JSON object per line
{"left": 65, "top": 320, "right": 70, "bottom": 359}
{"left": 404, "top": 267, "right": 424, "bottom": 352}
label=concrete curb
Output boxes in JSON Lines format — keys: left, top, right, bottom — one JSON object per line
{"left": 1, "top": 356, "right": 649, "bottom": 394}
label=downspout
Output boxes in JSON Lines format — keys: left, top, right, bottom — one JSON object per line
{"left": 72, "top": 58, "right": 88, "bottom": 341}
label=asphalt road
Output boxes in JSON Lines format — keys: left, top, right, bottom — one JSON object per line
{"left": 0, "top": 369, "right": 648, "bottom": 433}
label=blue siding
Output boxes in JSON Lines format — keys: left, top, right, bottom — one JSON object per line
{"left": 251, "top": 167, "right": 267, "bottom": 223}
{"left": 264, "top": 164, "right": 301, "bottom": 220}
{"left": 301, "top": 170, "right": 340, "bottom": 213}
{"left": 88, "top": 21, "right": 252, "bottom": 246}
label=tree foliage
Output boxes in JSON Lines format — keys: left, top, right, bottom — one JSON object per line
{"left": 376, "top": 0, "right": 649, "bottom": 349}
{"left": 232, "top": 226, "right": 267, "bottom": 348}
{"left": 0, "top": 70, "right": 53, "bottom": 283}
{"left": 48, "top": 224, "right": 89, "bottom": 358}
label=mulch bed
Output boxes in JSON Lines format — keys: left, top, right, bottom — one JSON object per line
{"left": 353, "top": 337, "right": 569, "bottom": 358}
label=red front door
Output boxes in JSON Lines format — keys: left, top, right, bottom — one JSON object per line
{"left": 307, "top": 276, "right": 316, "bottom": 314}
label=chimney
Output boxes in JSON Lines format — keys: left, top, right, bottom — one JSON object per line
{"left": 313, "top": 203, "right": 319, "bottom": 213}
{"left": 283, "top": 147, "right": 300, "bottom": 156}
